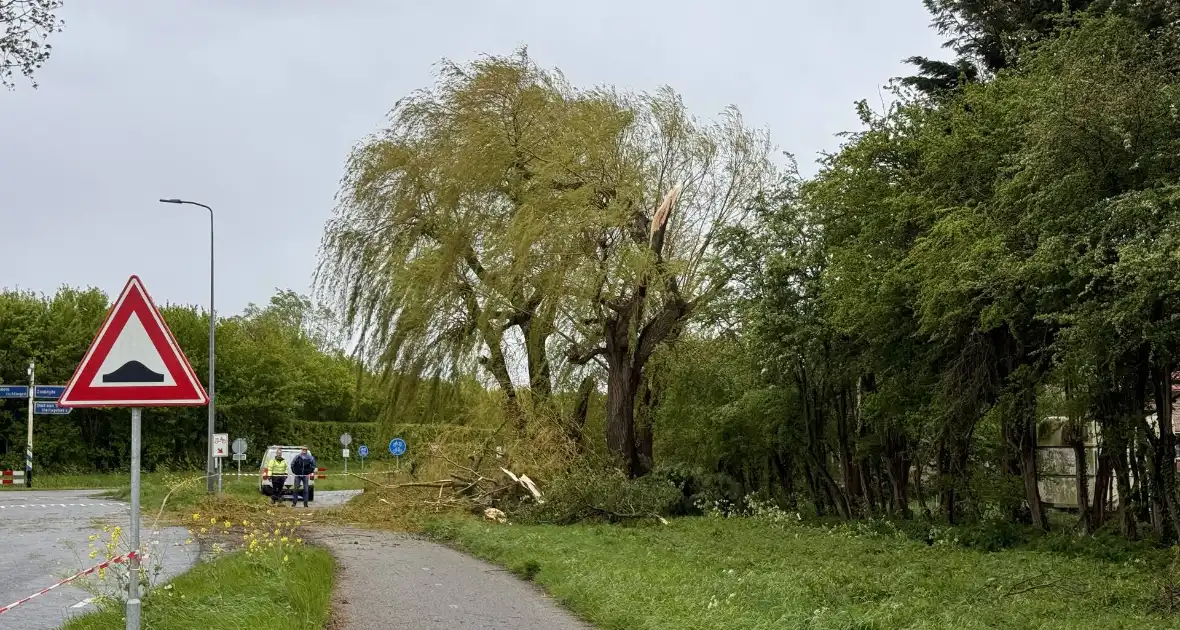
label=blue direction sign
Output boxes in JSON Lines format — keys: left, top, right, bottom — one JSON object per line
{"left": 388, "top": 438, "right": 406, "bottom": 457}
{"left": 358, "top": 445, "right": 369, "bottom": 458}
{"left": 34, "top": 401, "right": 71, "bottom": 415}
{"left": 0, "top": 385, "right": 29, "bottom": 399}
{"left": 33, "top": 385, "right": 65, "bottom": 399}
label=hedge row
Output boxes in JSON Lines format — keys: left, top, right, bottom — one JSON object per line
{"left": 256, "top": 421, "right": 499, "bottom": 465}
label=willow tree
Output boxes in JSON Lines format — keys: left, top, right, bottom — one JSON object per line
{"left": 318, "top": 50, "right": 618, "bottom": 420}
{"left": 562, "top": 91, "right": 775, "bottom": 476}
{"left": 319, "top": 50, "right": 773, "bottom": 468}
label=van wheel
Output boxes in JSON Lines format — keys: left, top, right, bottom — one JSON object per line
{"left": 307, "top": 486, "right": 315, "bottom": 502}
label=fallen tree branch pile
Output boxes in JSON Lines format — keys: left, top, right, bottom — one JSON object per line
{"left": 364, "top": 450, "right": 544, "bottom": 514}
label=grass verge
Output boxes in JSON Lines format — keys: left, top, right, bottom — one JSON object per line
{"left": 61, "top": 546, "right": 334, "bottom": 630}
{"left": 23, "top": 469, "right": 371, "bottom": 520}
{"left": 427, "top": 516, "right": 1179, "bottom": 630}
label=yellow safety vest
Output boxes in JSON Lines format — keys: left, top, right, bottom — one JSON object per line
{"left": 268, "top": 458, "right": 288, "bottom": 476}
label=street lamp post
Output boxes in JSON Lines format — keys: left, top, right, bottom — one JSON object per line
{"left": 159, "top": 198, "right": 216, "bottom": 493}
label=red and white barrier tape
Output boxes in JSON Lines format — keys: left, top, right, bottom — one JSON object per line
{"left": 0, "top": 550, "right": 144, "bottom": 615}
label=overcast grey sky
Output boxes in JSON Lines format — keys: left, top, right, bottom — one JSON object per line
{"left": 0, "top": 0, "right": 944, "bottom": 316}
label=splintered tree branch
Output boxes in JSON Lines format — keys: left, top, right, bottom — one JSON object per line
{"left": 365, "top": 445, "right": 545, "bottom": 513}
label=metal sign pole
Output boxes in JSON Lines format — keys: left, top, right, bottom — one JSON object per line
{"left": 26, "top": 362, "right": 34, "bottom": 489}
{"left": 217, "top": 457, "right": 222, "bottom": 495}
{"left": 231, "top": 438, "right": 247, "bottom": 478}
{"left": 126, "top": 407, "right": 142, "bottom": 630}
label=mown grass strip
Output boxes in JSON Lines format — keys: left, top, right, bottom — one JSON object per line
{"left": 61, "top": 546, "right": 334, "bottom": 630}
{"left": 429, "top": 516, "right": 1176, "bottom": 630}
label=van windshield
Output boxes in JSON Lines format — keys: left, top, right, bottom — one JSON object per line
{"left": 267, "top": 449, "right": 309, "bottom": 461}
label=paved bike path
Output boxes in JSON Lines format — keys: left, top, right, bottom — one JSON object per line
{"left": 308, "top": 526, "right": 590, "bottom": 630}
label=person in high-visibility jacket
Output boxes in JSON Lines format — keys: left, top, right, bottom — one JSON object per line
{"left": 265, "top": 451, "right": 288, "bottom": 504}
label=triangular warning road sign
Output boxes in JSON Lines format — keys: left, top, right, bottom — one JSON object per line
{"left": 59, "top": 275, "right": 209, "bottom": 408}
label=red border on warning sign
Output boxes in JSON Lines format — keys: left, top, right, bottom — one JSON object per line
{"left": 58, "top": 275, "right": 209, "bottom": 408}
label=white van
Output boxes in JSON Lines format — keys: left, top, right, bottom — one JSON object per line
{"left": 259, "top": 445, "right": 322, "bottom": 502}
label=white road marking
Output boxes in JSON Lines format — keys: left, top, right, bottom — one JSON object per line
{"left": 0, "top": 501, "right": 125, "bottom": 512}
{"left": 70, "top": 597, "right": 95, "bottom": 609}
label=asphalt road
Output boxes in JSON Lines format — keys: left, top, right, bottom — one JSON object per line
{"left": 264, "top": 488, "right": 363, "bottom": 509}
{"left": 309, "top": 526, "right": 591, "bottom": 630}
{"left": 0, "top": 489, "right": 198, "bottom": 630}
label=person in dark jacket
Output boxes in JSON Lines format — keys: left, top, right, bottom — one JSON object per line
{"left": 290, "top": 447, "right": 316, "bottom": 507}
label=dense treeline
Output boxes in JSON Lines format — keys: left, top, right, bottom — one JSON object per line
{"left": 0, "top": 287, "right": 463, "bottom": 472}
{"left": 655, "top": 3, "right": 1180, "bottom": 540}
{"left": 319, "top": 0, "right": 1180, "bottom": 544}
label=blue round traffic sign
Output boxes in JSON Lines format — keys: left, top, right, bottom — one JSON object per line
{"left": 388, "top": 438, "right": 406, "bottom": 456}
{"left": 358, "top": 445, "right": 369, "bottom": 458}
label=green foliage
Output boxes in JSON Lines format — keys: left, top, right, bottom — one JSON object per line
{"left": 319, "top": 47, "right": 775, "bottom": 476}
{"left": 284, "top": 420, "right": 379, "bottom": 463}
{"left": 649, "top": 463, "right": 745, "bottom": 516}
{"left": 289, "top": 420, "right": 499, "bottom": 465}
{"left": 643, "top": 11, "right": 1180, "bottom": 546}
{"left": 510, "top": 465, "right": 680, "bottom": 525}
{"left": 901, "top": 0, "right": 1180, "bottom": 96}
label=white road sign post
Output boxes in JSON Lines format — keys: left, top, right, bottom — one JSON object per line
{"left": 340, "top": 433, "right": 351, "bottom": 475}
{"left": 232, "top": 438, "right": 247, "bottom": 476}
{"left": 212, "top": 433, "right": 228, "bottom": 493}
{"left": 212, "top": 434, "right": 229, "bottom": 457}
{"left": 57, "top": 276, "right": 209, "bottom": 630}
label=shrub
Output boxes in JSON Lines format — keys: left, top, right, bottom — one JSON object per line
{"left": 649, "top": 463, "right": 744, "bottom": 516}
{"left": 510, "top": 466, "right": 680, "bottom": 525}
